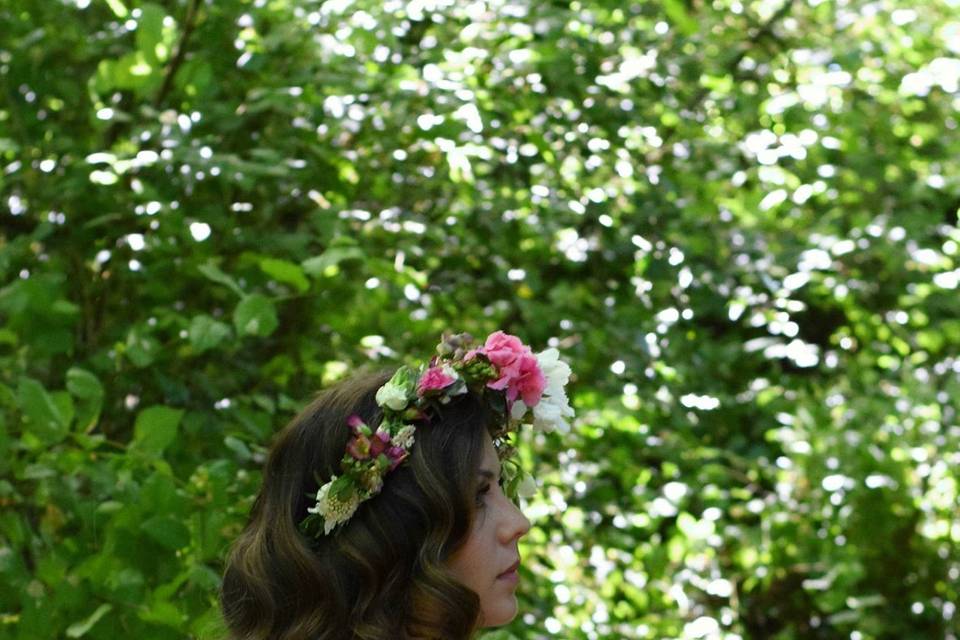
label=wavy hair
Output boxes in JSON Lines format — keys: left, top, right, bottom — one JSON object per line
{"left": 220, "top": 370, "right": 494, "bottom": 639}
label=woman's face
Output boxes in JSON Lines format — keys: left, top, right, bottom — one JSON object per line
{"left": 447, "top": 436, "right": 531, "bottom": 627}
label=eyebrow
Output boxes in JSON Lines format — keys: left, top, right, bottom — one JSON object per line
{"left": 477, "top": 469, "right": 499, "bottom": 480}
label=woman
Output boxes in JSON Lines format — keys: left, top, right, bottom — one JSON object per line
{"left": 220, "top": 332, "right": 574, "bottom": 640}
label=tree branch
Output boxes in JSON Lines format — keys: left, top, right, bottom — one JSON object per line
{"left": 154, "top": 0, "right": 203, "bottom": 108}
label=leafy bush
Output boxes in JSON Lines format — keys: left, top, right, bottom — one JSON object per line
{"left": 1, "top": 0, "right": 958, "bottom": 638}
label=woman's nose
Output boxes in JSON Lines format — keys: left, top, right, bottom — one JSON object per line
{"left": 500, "top": 500, "right": 531, "bottom": 542}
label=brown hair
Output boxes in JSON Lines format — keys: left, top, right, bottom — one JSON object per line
{"left": 220, "top": 370, "right": 494, "bottom": 639}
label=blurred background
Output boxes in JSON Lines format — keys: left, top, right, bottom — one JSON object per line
{"left": 2, "top": 0, "right": 959, "bottom": 638}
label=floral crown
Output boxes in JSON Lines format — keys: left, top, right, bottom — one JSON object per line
{"left": 300, "top": 331, "right": 574, "bottom": 538}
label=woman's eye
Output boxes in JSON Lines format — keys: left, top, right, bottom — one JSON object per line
{"left": 475, "top": 484, "right": 491, "bottom": 506}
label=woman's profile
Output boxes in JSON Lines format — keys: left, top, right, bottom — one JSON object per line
{"left": 220, "top": 331, "right": 574, "bottom": 639}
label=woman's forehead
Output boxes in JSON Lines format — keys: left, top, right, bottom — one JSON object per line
{"left": 479, "top": 436, "right": 499, "bottom": 470}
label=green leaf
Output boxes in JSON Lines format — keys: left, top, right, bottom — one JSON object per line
{"left": 95, "top": 51, "right": 158, "bottom": 93}
{"left": 188, "top": 564, "right": 222, "bottom": 591}
{"left": 663, "top": 0, "right": 698, "bottom": 35}
{"left": 66, "top": 368, "right": 104, "bottom": 401}
{"left": 259, "top": 257, "right": 309, "bottom": 293}
{"left": 224, "top": 435, "right": 251, "bottom": 461}
{"left": 51, "top": 391, "right": 75, "bottom": 431}
{"left": 125, "top": 329, "right": 160, "bottom": 368}
{"left": 140, "top": 515, "right": 191, "bottom": 550}
{"left": 66, "top": 603, "right": 113, "bottom": 638}
{"left": 233, "top": 294, "right": 278, "bottom": 337}
{"left": 154, "top": 568, "right": 191, "bottom": 600}
{"left": 103, "top": 0, "right": 128, "bottom": 18}
{"left": 137, "top": 4, "right": 172, "bottom": 65}
{"left": 198, "top": 262, "right": 245, "bottom": 297}
{"left": 17, "top": 377, "right": 68, "bottom": 444}
{"left": 141, "top": 471, "right": 185, "bottom": 514}
{"left": 177, "top": 59, "right": 214, "bottom": 96}
{"left": 138, "top": 597, "right": 183, "bottom": 627}
{"left": 302, "top": 247, "right": 365, "bottom": 277}
{"left": 67, "top": 368, "right": 103, "bottom": 432}
{"left": 132, "top": 406, "right": 184, "bottom": 457}
{"left": 189, "top": 315, "right": 232, "bottom": 352}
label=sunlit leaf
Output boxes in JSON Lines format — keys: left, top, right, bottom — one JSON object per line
{"left": 65, "top": 604, "right": 112, "bottom": 638}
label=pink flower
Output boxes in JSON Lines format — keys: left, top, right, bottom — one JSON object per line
{"left": 482, "top": 331, "right": 545, "bottom": 407}
{"left": 369, "top": 431, "right": 390, "bottom": 458}
{"left": 483, "top": 331, "right": 527, "bottom": 371}
{"left": 346, "top": 433, "right": 370, "bottom": 460}
{"left": 417, "top": 365, "right": 457, "bottom": 396}
{"left": 385, "top": 446, "right": 408, "bottom": 471}
{"left": 347, "top": 415, "right": 366, "bottom": 433}
{"left": 345, "top": 418, "right": 391, "bottom": 460}
{"left": 513, "top": 353, "right": 545, "bottom": 407}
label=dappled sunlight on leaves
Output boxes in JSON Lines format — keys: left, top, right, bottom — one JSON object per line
{"left": 1, "top": 0, "right": 959, "bottom": 637}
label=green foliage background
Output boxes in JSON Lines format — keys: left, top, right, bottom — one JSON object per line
{"left": 2, "top": 0, "right": 959, "bottom": 638}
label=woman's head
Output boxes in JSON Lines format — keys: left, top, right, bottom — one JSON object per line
{"left": 220, "top": 369, "right": 524, "bottom": 639}
{"left": 221, "top": 331, "right": 572, "bottom": 640}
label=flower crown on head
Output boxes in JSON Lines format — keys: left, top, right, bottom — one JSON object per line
{"left": 299, "top": 331, "right": 574, "bottom": 538}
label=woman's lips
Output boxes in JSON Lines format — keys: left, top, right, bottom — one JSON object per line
{"left": 497, "top": 560, "right": 520, "bottom": 583}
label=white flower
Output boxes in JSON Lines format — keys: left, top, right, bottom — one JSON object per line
{"left": 510, "top": 399, "right": 529, "bottom": 420}
{"left": 307, "top": 481, "right": 330, "bottom": 515}
{"left": 532, "top": 397, "right": 573, "bottom": 433}
{"left": 537, "top": 348, "right": 571, "bottom": 388}
{"left": 325, "top": 496, "right": 360, "bottom": 534}
{"left": 517, "top": 472, "right": 538, "bottom": 498}
{"left": 393, "top": 425, "right": 416, "bottom": 450}
{"left": 308, "top": 477, "right": 361, "bottom": 534}
{"left": 532, "top": 348, "right": 575, "bottom": 433}
{"left": 375, "top": 382, "right": 409, "bottom": 411}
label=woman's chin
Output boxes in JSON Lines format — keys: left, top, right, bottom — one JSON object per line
{"left": 479, "top": 595, "right": 519, "bottom": 628}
